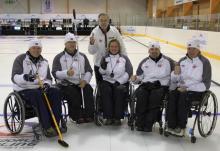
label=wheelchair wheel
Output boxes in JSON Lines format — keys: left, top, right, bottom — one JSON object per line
{"left": 61, "top": 99, "right": 68, "bottom": 123}
{"left": 94, "top": 83, "right": 104, "bottom": 126}
{"left": 3, "top": 92, "right": 25, "bottom": 134}
{"left": 198, "top": 91, "right": 218, "bottom": 137}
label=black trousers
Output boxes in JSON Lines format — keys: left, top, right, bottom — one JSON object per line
{"left": 60, "top": 84, "right": 94, "bottom": 121}
{"left": 19, "top": 88, "right": 62, "bottom": 129}
{"left": 100, "top": 80, "right": 127, "bottom": 120}
{"left": 135, "top": 86, "right": 166, "bottom": 129}
{"left": 167, "top": 90, "right": 204, "bottom": 129}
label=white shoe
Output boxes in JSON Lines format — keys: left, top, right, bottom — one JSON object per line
{"left": 167, "top": 128, "right": 175, "bottom": 135}
{"left": 173, "top": 128, "right": 185, "bottom": 137}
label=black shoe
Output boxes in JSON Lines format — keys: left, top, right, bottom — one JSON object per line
{"left": 76, "top": 118, "right": 85, "bottom": 124}
{"left": 136, "top": 126, "right": 144, "bottom": 131}
{"left": 44, "top": 127, "right": 57, "bottom": 137}
{"left": 113, "top": 119, "right": 121, "bottom": 126}
{"left": 105, "top": 119, "right": 114, "bottom": 125}
{"left": 143, "top": 127, "right": 152, "bottom": 132}
{"left": 60, "top": 126, "right": 67, "bottom": 133}
{"left": 84, "top": 117, "right": 94, "bottom": 123}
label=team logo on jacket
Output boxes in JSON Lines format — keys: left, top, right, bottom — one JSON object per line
{"left": 99, "top": 39, "right": 102, "bottom": 42}
{"left": 116, "top": 60, "right": 120, "bottom": 63}
{"left": 26, "top": 62, "right": 31, "bottom": 66}
{"left": 192, "top": 65, "right": 197, "bottom": 68}
{"left": 158, "top": 64, "right": 162, "bottom": 67}
{"left": 109, "top": 37, "right": 115, "bottom": 40}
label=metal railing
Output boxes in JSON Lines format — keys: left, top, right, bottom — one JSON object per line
{"left": 146, "top": 14, "right": 220, "bottom": 32}
{"left": 107, "top": 13, "right": 220, "bottom": 32}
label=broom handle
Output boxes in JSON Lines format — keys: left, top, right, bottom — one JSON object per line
{"left": 37, "top": 76, "right": 63, "bottom": 140}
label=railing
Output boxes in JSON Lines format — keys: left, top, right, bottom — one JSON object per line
{"left": 108, "top": 13, "right": 220, "bottom": 32}
{"left": 146, "top": 14, "right": 220, "bottom": 32}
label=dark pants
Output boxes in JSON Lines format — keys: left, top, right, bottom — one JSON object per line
{"left": 60, "top": 84, "right": 94, "bottom": 121}
{"left": 135, "top": 85, "right": 166, "bottom": 129}
{"left": 167, "top": 90, "right": 204, "bottom": 129}
{"left": 94, "top": 65, "right": 103, "bottom": 84}
{"left": 19, "top": 88, "right": 62, "bottom": 129}
{"left": 100, "top": 80, "right": 127, "bottom": 120}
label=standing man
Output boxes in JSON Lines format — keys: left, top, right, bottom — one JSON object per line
{"left": 88, "top": 13, "right": 126, "bottom": 84}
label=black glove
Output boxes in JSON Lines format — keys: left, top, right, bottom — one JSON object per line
{"left": 153, "top": 80, "right": 161, "bottom": 87}
{"left": 23, "top": 74, "right": 35, "bottom": 82}
{"left": 141, "top": 82, "right": 152, "bottom": 89}
{"left": 142, "top": 80, "right": 161, "bottom": 90}
{"left": 100, "top": 59, "right": 108, "bottom": 70}
{"left": 42, "top": 83, "right": 50, "bottom": 92}
{"left": 113, "top": 81, "right": 120, "bottom": 87}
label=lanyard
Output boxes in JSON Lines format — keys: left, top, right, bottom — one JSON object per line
{"left": 109, "top": 55, "right": 120, "bottom": 77}
{"left": 30, "top": 61, "right": 40, "bottom": 75}
{"left": 64, "top": 53, "right": 78, "bottom": 70}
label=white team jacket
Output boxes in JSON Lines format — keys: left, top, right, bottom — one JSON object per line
{"left": 12, "top": 53, "right": 52, "bottom": 91}
{"left": 170, "top": 55, "right": 211, "bottom": 92}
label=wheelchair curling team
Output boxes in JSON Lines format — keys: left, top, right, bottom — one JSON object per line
{"left": 11, "top": 13, "right": 211, "bottom": 138}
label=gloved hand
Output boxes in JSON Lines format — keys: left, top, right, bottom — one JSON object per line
{"left": 23, "top": 74, "right": 35, "bottom": 82}
{"left": 142, "top": 80, "right": 161, "bottom": 90}
{"left": 153, "top": 80, "right": 161, "bottom": 87}
{"left": 100, "top": 59, "right": 108, "bottom": 70}
{"left": 42, "top": 83, "right": 50, "bottom": 92}
{"left": 113, "top": 81, "right": 120, "bottom": 87}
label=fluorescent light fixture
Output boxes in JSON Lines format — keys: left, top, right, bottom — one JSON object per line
{"left": 14, "top": 26, "right": 21, "bottom": 30}
{"left": 56, "top": 27, "right": 62, "bottom": 30}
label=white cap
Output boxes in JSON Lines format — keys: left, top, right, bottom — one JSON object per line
{"left": 64, "top": 32, "right": 77, "bottom": 43}
{"left": 28, "top": 38, "right": 42, "bottom": 49}
{"left": 148, "top": 41, "right": 160, "bottom": 49}
{"left": 187, "top": 39, "right": 200, "bottom": 50}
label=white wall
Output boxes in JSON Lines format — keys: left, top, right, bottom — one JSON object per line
{"left": 69, "top": 0, "right": 106, "bottom": 14}
{"left": 121, "top": 26, "right": 220, "bottom": 57}
{"left": 0, "top": 0, "right": 146, "bottom": 14}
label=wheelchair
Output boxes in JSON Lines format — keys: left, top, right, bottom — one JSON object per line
{"left": 163, "top": 90, "right": 218, "bottom": 143}
{"left": 3, "top": 90, "right": 68, "bottom": 139}
{"left": 94, "top": 81, "right": 131, "bottom": 126}
{"left": 127, "top": 81, "right": 167, "bottom": 134}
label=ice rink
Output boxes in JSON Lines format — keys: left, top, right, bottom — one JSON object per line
{"left": 0, "top": 35, "right": 220, "bottom": 151}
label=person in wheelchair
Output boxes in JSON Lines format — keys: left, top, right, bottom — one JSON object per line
{"left": 167, "top": 38, "right": 212, "bottom": 137}
{"left": 52, "top": 32, "right": 94, "bottom": 124}
{"left": 99, "top": 39, "right": 133, "bottom": 126}
{"left": 131, "top": 41, "right": 174, "bottom": 132}
{"left": 11, "top": 38, "right": 64, "bottom": 137}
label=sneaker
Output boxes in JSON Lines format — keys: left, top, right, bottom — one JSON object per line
{"left": 143, "top": 127, "right": 152, "bottom": 132}
{"left": 85, "top": 117, "right": 94, "bottom": 123}
{"left": 113, "top": 119, "right": 121, "bottom": 126}
{"left": 174, "top": 127, "right": 181, "bottom": 133}
{"left": 136, "top": 126, "right": 144, "bottom": 131}
{"left": 76, "top": 118, "right": 85, "bottom": 124}
{"left": 167, "top": 128, "right": 175, "bottom": 135}
{"left": 105, "top": 119, "right": 114, "bottom": 125}
{"left": 173, "top": 128, "right": 185, "bottom": 137}
{"left": 60, "top": 126, "right": 67, "bottom": 133}
{"left": 44, "top": 127, "right": 57, "bottom": 137}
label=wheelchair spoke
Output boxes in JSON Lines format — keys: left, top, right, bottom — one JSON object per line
{"left": 8, "top": 97, "right": 14, "bottom": 111}
{"left": 10, "top": 116, "right": 15, "bottom": 131}
{"left": 7, "top": 114, "right": 12, "bottom": 121}
{"left": 14, "top": 115, "right": 20, "bottom": 123}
